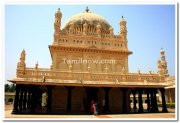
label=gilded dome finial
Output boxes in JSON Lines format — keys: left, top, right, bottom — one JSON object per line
{"left": 85, "top": 7, "right": 89, "bottom": 12}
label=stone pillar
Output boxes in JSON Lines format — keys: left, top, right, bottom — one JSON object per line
{"left": 160, "top": 88, "right": 168, "bottom": 112}
{"left": 146, "top": 90, "right": 151, "bottom": 111}
{"left": 19, "top": 85, "right": 24, "bottom": 111}
{"left": 47, "top": 86, "right": 52, "bottom": 113}
{"left": 104, "top": 88, "right": 110, "bottom": 113}
{"left": 27, "top": 90, "right": 31, "bottom": 109}
{"left": 30, "top": 86, "right": 36, "bottom": 113}
{"left": 23, "top": 89, "right": 27, "bottom": 110}
{"left": 150, "top": 89, "right": 158, "bottom": 112}
{"left": 150, "top": 90, "right": 154, "bottom": 112}
{"left": 122, "top": 88, "right": 128, "bottom": 113}
{"left": 38, "top": 91, "right": 43, "bottom": 112}
{"left": 132, "top": 90, "right": 137, "bottom": 112}
{"left": 84, "top": 87, "right": 88, "bottom": 113}
{"left": 138, "top": 89, "right": 143, "bottom": 113}
{"left": 12, "top": 84, "right": 20, "bottom": 114}
{"left": 67, "top": 86, "right": 73, "bottom": 112}
{"left": 83, "top": 94, "right": 87, "bottom": 113}
{"left": 153, "top": 89, "right": 159, "bottom": 112}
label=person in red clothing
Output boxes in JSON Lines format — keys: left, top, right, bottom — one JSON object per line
{"left": 90, "top": 100, "right": 94, "bottom": 114}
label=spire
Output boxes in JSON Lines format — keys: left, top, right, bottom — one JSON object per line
{"left": 120, "top": 16, "right": 126, "bottom": 22}
{"left": 149, "top": 68, "right": 152, "bottom": 74}
{"left": 35, "top": 61, "right": 38, "bottom": 69}
{"left": 137, "top": 67, "right": 140, "bottom": 74}
{"left": 55, "top": 8, "right": 62, "bottom": 17}
{"left": 17, "top": 49, "right": 26, "bottom": 71}
{"left": 56, "top": 8, "right": 61, "bottom": 14}
{"left": 20, "top": 49, "right": 26, "bottom": 61}
{"left": 160, "top": 48, "right": 164, "bottom": 53}
{"left": 119, "top": 16, "right": 127, "bottom": 40}
{"left": 54, "top": 8, "right": 62, "bottom": 43}
{"left": 157, "top": 48, "right": 169, "bottom": 77}
{"left": 85, "top": 7, "right": 89, "bottom": 12}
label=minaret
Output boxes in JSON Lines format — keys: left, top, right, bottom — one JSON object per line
{"left": 160, "top": 48, "right": 169, "bottom": 77}
{"left": 17, "top": 49, "right": 26, "bottom": 71}
{"left": 157, "top": 59, "right": 162, "bottom": 75}
{"left": 157, "top": 48, "right": 169, "bottom": 77}
{"left": 54, "top": 8, "right": 62, "bottom": 43}
{"left": 35, "top": 61, "right": 38, "bottom": 69}
{"left": 119, "top": 16, "right": 127, "bottom": 40}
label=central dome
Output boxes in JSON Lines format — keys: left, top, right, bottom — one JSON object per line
{"left": 62, "top": 8, "right": 111, "bottom": 32}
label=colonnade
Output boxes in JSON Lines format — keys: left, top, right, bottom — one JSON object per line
{"left": 12, "top": 84, "right": 168, "bottom": 114}
{"left": 131, "top": 88, "right": 168, "bottom": 113}
{"left": 11, "top": 84, "right": 53, "bottom": 114}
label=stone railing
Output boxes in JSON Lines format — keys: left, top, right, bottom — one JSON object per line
{"left": 16, "top": 68, "right": 165, "bottom": 83}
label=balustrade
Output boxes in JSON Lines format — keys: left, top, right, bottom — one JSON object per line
{"left": 16, "top": 68, "right": 164, "bottom": 84}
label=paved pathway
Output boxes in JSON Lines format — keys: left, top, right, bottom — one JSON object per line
{"left": 4, "top": 104, "right": 175, "bottom": 119}
{"left": 5, "top": 110, "right": 175, "bottom": 119}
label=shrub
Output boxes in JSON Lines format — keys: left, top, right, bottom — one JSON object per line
{"left": 157, "top": 103, "right": 175, "bottom": 108}
{"left": 8, "top": 98, "right": 13, "bottom": 102}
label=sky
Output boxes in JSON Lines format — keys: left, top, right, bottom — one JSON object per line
{"left": 5, "top": 5, "right": 175, "bottom": 84}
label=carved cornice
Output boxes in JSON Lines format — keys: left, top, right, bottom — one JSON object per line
{"left": 49, "top": 45, "right": 132, "bottom": 55}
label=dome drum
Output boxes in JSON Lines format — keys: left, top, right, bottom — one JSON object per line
{"left": 61, "top": 11, "right": 112, "bottom": 36}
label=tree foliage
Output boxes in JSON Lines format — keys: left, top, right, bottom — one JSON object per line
{"left": 5, "top": 84, "right": 16, "bottom": 92}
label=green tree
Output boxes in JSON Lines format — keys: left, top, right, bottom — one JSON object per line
{"left": 10, "top": 84, "right": 16, "bottom": 92}
{"left": 5, "top": 84, "right": 16, "bottom": 92}
{"left": 5, "top": 84, "right": 10, "bottom": 92}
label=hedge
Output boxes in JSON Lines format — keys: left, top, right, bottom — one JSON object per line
{"left": 157, "top": 103, "right": 175, "bottom": 108}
